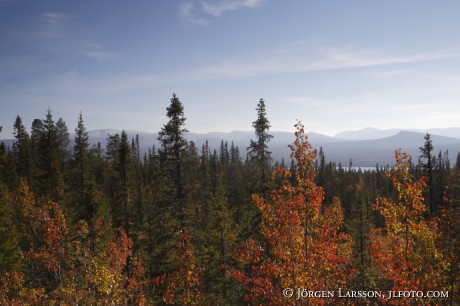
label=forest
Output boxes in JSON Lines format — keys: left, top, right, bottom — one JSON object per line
{"left": 0, "top": 94, "right": 459, "bottom": 305}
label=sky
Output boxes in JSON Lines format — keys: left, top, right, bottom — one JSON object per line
{"left": 1, "top": 0, "right": 460, "bottom": 138}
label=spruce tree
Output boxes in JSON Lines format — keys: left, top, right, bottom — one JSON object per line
{"left": 30, "top": 118, "right": 44, "bottom": 193}
{"left": 247, "top": 98, "right": 273, "bottom": 198}
{"left": 13, "top": 116, "right": 32, "bottom": 185}
{"left": 105, "top": 131, "right": 136, "bottom": 235}
{"left": 157, "top": 93, "right": 188, "bottom": 229}
{"left": 419, "top": 133, "right": 434, "bottom": 214}
{"left": 36, "top": 109, "right": 64, "bottom": 202}
{"left": 71, "top": 112, "right": 92, "bottom": 222}
{"left": 147, "top": 93, "right": 190, "bottom": 282}
{"left": 74, "top": 113, "right": 89, "bottom": 193}
{"left": 117, "top": 130, "right": 134, "bottom": 236}
{"left": 55, "top": 117, "right": 70, "bottom": 176}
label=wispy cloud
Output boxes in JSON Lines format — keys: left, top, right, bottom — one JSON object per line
{"left": 35, "top": 12, "right": 70, "bottom": 38}
{"left": 201, "top": 0, "right": 266, "bottom": 16}
{"left": 178, "top": 44, "right": 460, "bottom": 81}
{"left": 38, "top": 13, "right": 68, "bottom": 25}
{"left": 83, "top": 51, "right": 122, "bottom": 62}
{"left": 25, "top": 70, "right": 162, "bottom": 96}
{"left": 179, "top": 2, "right": 210, "bottom": 25}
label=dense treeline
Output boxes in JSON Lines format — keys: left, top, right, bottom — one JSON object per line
{"left": 0, "top": 95, "right": 459, "bottom": 305}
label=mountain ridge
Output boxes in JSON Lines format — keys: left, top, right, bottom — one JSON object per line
{"left": 2, "top": 129, "right": 460, "bottom": 167}
{"left": 334, "top": 127, "right": 460, "bottom": 140}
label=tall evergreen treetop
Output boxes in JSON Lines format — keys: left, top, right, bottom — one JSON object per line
{"left": 247, "top": 98, "right": 273, "bottom": 197}
{"left": 13, "top": 116, "right": 32, "bottom": 184}
{"left": 74, "top": 113, "right": 89, "bottom": 156}
{"left": 31, "top": 119, "right": 44, "bottom": 146}
{"left": 158, "top": 93, "right": 188, "bottom": 161}
{"left": 248, "top": 99, "right": 273, "bottom": 158}
{"left": 56, "top": 118, "right": 70, "bottom": 174}
{"left": 73, "top": 112, "right": 89, "bottom": 193}
{"left": 35, "top": 109, "right": 64, "bottom": 201}
{"left": 419, "top": 132, "right": 434, "bottom": 214}
{"left": 157, "top": 93, "right": 189, "bottom": 227}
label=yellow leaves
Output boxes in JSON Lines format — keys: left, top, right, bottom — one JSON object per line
{"left": 227, "top": 122, "right": 353, "bottom": 305}
{"left": 370, "top": 149, "right": 449, "bottom": 297}
{"left": 1, "top": 179, "right": 148, "bottom": 304}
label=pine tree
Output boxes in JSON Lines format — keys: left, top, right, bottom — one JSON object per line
{"left": 345, "top": 178, "right": 379, "bottom": 295}
{"left": 247, "top": 98, "right": 273, "bottom": 198}
{"left": 12, "top": 116, "right": 32, "bottom": 185}
{"left": 419, "top": 133, "right": 434, "bottom": 215}
{"left": 118, "top": 130, "right": 135, "bottom": 236}
{"left": 29, "top": 119, "right": 44, "bottom": 193}
{"left": 157, "top": 93, "right": 189, "bottom": 229}
{"left": 36, "top": 109, "right": 64, "bottom": 202}
{"left": 196, "top": 184, "right": 240, "bottom": 305}
{"left": 70, "top": 112, "right": 93, "bottom": 222}
{"left": 55, "top": 118, "right": 70, "bottom": 176}
{"left": 74, "top": 113, "right": 89, "bottom": 193}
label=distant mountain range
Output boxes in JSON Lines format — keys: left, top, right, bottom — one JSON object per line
{"left": 334, "top": 127, "right": 460, "bottom": 140}
{"left": 2, "top": 128, "right": 460, "bottom": 167}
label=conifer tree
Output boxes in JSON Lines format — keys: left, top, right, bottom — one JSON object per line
{"left": 74, "top": 113, "right": 89, "bottom": 193}
{"left": 105, "top": 131, "right": 136, "bottom": 236}
{"left": 29, "top": 119, "right": 44, "bottom": 193}
{"left": 346, "top": 178, "right": 379, "bottom": 295}
{"left": 13, "top": 116, "right": 32, "bottom": 185}
{"left": 70, "top": 112, "right": 93, "bottom": 222}
{"left": 247, "top": 98, "right": 273, "bottom": 198}
{"left": 419, "top": 133, "right": 434, "bottom": 214}
{"left": 36, "top": 109, "right": 64, "bottom": 202}
{"left": 118, "top": 130, "right": 135, "bottom": 236}
{"left": 157, "top": 93, "right": 189, "bottom": 229}
{"left": 55, "top": 118, "right": 70, "bottom": 176}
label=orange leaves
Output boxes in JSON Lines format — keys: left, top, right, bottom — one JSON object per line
{"left": 228, "top": 121, "right": 352, "bottom": 305}
{"left": 108, "top": 228, "right": 133, "bottom": 270}
{"left": 369, "top": 149, "right": 447, "bottom": 304}
{"left": 153, "top": 231, "right": 205, "bottom": 305}
{"left": 127, "top": 256, "right": 148, "bottom": 306}
{"left": 6, "top": 181, "right": 147, "bottom": 304}
{"left": 437, "top": 194, "right": 460, "bottom": 302}
{"left": 0, "top": 272, "right": 47, "bottom": 306}
{"left": 41, "top": 202, "right": 68, "bottom": 274}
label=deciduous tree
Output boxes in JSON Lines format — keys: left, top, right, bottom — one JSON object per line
{"left": 229, "top": 121, "right": 352, "bottom": 305}
{"left": 369, "top": 150, "right": 447, "bottom": 304}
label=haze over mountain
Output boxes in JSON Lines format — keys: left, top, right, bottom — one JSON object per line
{"left": 334, "top": 127, "right": 460, "bottom": 140}
{"left": 2, "top": 128, "right": 460, "bottom": 168}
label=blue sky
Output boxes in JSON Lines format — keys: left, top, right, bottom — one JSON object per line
{"left": 1, "top": 0, "right": 460, "bottom": 138}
